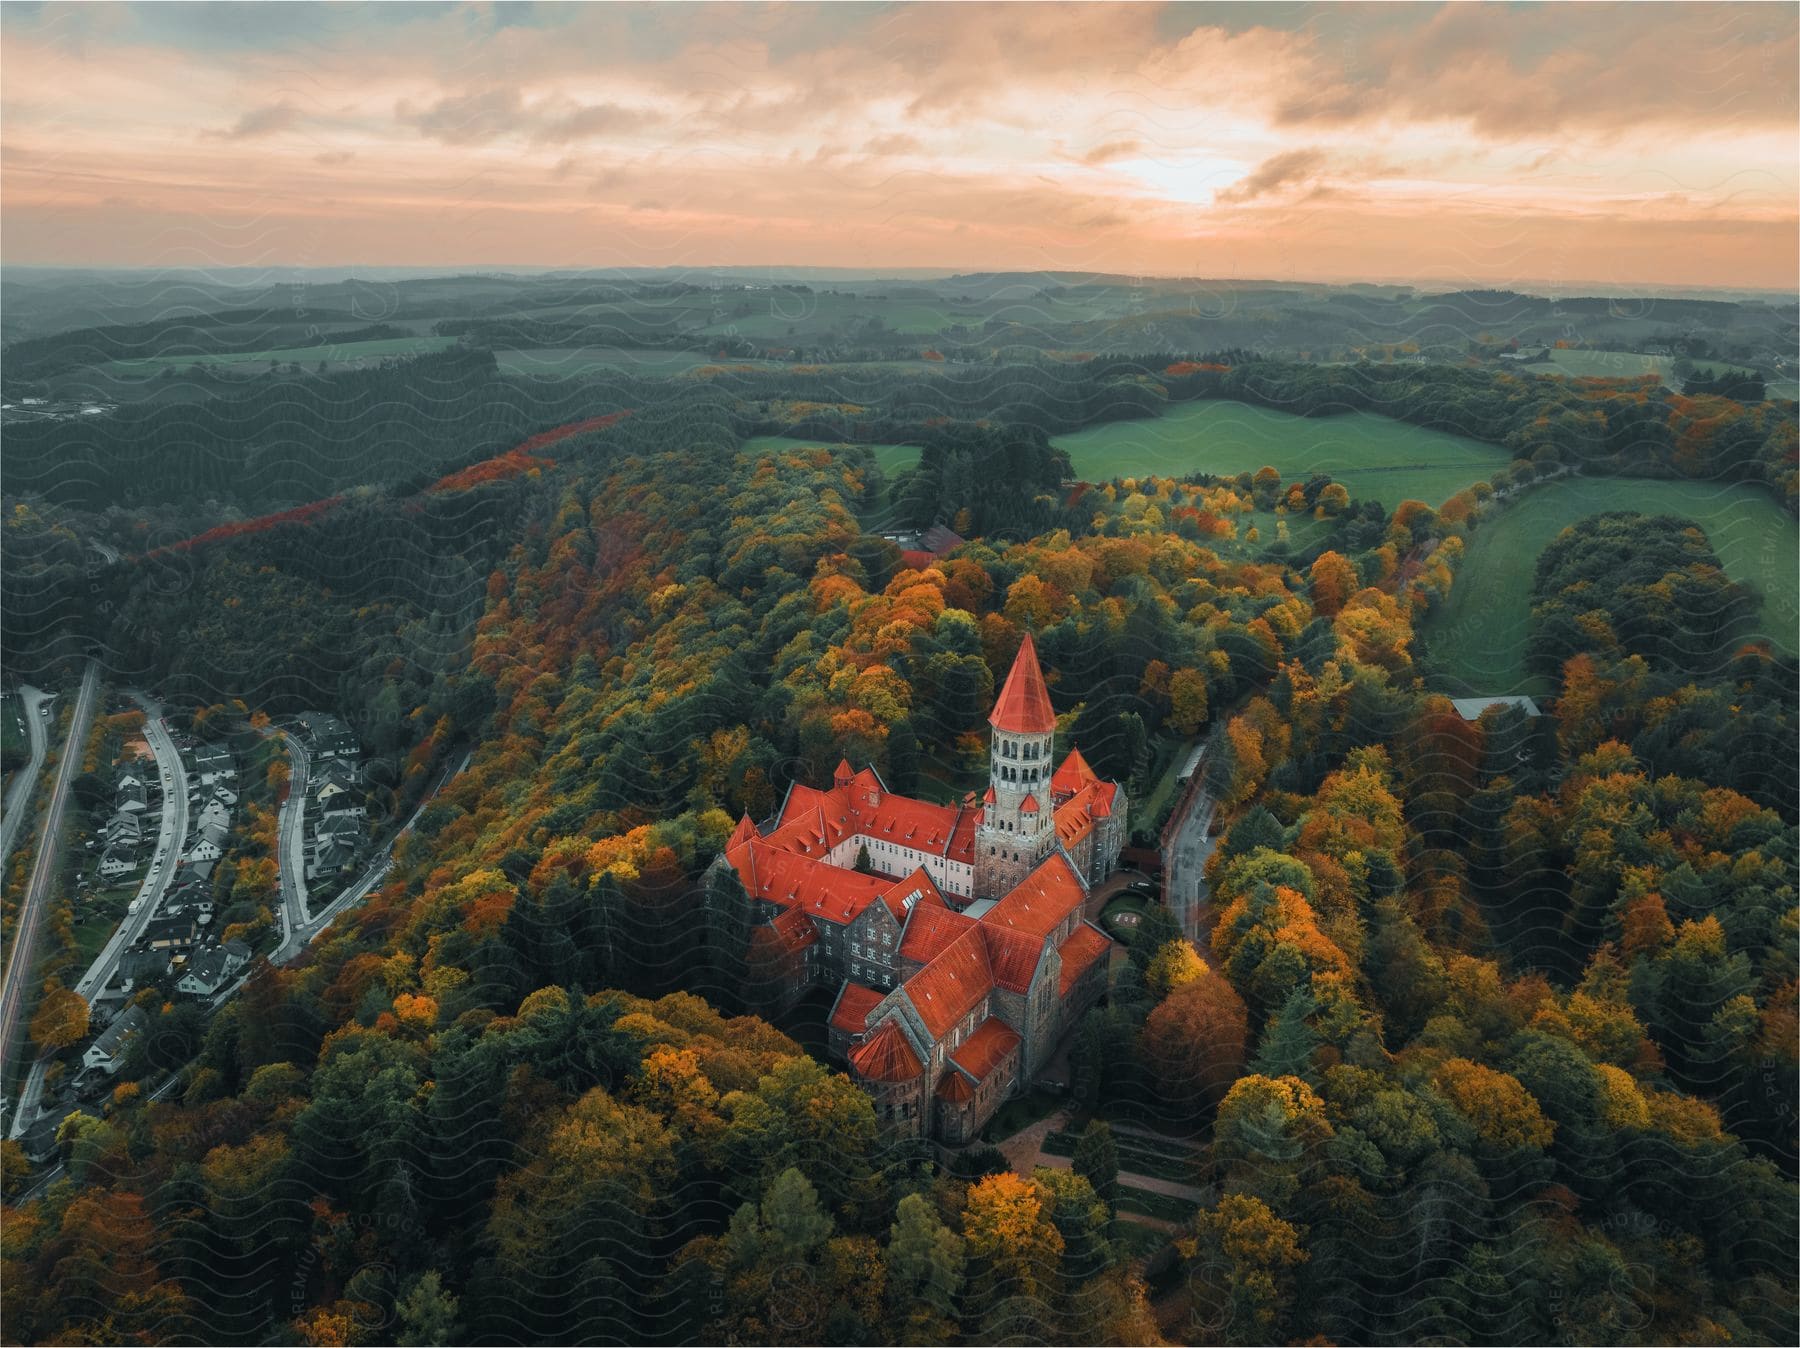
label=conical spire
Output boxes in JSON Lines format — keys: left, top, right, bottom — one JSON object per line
{"left": 989, "top": 632, "right": 1055, "bottom": 733}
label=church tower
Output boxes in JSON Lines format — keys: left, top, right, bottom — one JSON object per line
{"left": 973, "top": 633, "right": 1060, "bottom": 901}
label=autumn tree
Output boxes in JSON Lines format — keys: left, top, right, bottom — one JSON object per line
{"left": 1182, "top": 1193, "right": 1309, "bottom": 1345}
{"left": 1141, "top": 965, "right": 1249, "bottom": 1128}
{"left": 29, "top": 978, "right": 88, "bottom": 1051}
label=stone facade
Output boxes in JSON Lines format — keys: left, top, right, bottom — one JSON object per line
{"left": 720, "top": 635, "right": 1126, "bottom": 1141}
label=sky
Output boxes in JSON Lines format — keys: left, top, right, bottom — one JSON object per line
{"left": 2, "top": 1, "right": 1795, "bottom": 289}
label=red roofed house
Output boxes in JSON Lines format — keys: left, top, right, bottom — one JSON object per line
{"left": 716, "top": 633, "right": 1125, "bottom": 1141}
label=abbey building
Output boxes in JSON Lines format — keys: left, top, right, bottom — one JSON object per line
{"left": 717, "top": 634, "right": 1127, "bottom": 1142}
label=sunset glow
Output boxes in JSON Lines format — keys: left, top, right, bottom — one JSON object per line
{"left": 2, "top": 0, "right": 1795, "bottom": 288}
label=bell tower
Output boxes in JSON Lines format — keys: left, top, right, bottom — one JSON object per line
{"left": 973, "top": 633, "right": 1059, "bottom": 900}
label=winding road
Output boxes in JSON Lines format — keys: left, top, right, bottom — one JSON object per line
{"left": 0, "top": 662, "right": 101, "bottom": 1081}
{"left": 273, "top": 747, "right": 470, "bottom": 964}
{"left": 72, "top": 694, "right": 191, "bottom": 1001}
{"left": 1161, "top": 726, "right": 1222, "bottom": 941}
{"left": 1, "top": 685, "right": 54, "bottom": 867}
{"left": 273, "top": 730, "right": 313, "bottom": 939}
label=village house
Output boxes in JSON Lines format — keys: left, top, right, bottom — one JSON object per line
{"left": 295, "top": 712, "right": 359, "bottom": 761}
{"left": 98, "top": 846, "right": 138, "bottom": 880}
{"left": 143, "top": 914, "right": 199, "bottom": 953}
{"left": 177, "top": 940, "right": 251, "bottom": 997}
{"left": 82, "top": 1006, "right": 146, "bottom": 1076}
{"left": 190, "top": 743, "right": 236, "bottom": 787}
{"left": 717, "top": 635, "right": 1125, "bottom": 1142}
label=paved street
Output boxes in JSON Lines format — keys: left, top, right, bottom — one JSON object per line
{"left": 1, "top": 685, "right": 55, "bottom": 867}
{"left": 72, "top": 694, "right": 192, "bottom": 1001}
{"left": 273, "top": 747, "right": 469, "bottom": 964}
{"left": 274, "top": 730, "right": 312, "bottom": 936}
{"left": 1161, "top": 728, "right": 1222, "bottom": 942}
{"left": 0, "top": 662, "right": 100, "bottom": 1082}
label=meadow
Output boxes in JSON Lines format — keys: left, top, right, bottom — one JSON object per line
{"left": 1540, "top": 349, "right": 1797, "bottom": 399}
{"left": 106, "top": 334, "right": 455, "bottom": 374}
{"left": 1052, "top": 399, "right": 1511, "bottom": 505}
{"left": 493, "top": 346, "right": 753, "bottom": 377}
{"left": 1427, "top": 476, "right": 1800, "bottom": 694}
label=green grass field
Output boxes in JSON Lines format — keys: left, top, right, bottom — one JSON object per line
{"left": 107, "top": 335, "right": 455, "bottom": 374}
{"left": 1540, "top": 349, "right": 1794, "bottom": 400}
{"left": 493, "top": 346, "right": 756, "bottom": 377}
{"left": 1540, "top": 349, "right": 1677, "bottom": 381}
{"left": 1427, "top": 477, "right": 1800, "bottom": 694}
{"left": 1054, "top": 400, "right": 1511, "bottom": 506}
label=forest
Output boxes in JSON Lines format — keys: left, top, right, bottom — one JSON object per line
{"left": 2, "top": 337, "right": 1794, "bottom": 1343}
{"left": 0, "top": 255, "right": 1794, "bottom": 1346}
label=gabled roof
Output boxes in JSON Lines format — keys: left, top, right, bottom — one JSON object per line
{"left": 1057, "top": 922, "right": 1113, "bottom": 996}
{"left": 919, "top": 524, "right": 965, "bottom": 554}
{"left": 91, "top": 1006, "right": 146, "bottom": 1056}
{"left": 1020, "top": 793, "right": 1040, "bottom": 814}
{"left": 876, "top": 867, "right": 943, "bottom": 922}
{"left": 829, "top": 982, "right": 887, "bottom": 1035}
{"left": 1049, "top": 745, "right": 1099, "bottom": 796}
{"left": 1053, "top": 780, "right": 1115, "bottom": 849}
{"left": 902, "top": 924, "right": 993, "bottom": 1040}
{"left": 727, "top": 812, "right": 759, "bottom": 852}
{"left": 898, "top": 901, "right": 976, "bottom": 966}
{"left": 768, "top": 771, "right": 976, "bottom": 868}
{"left": 768, "top": 906, "right": 818, "bottom": 951}
{"left": 726, "top": 837, "right": 893, "bottom": 926}
{"left": 950, "top": 1017, "right": 1021, "bottom": 1082}
{"left": 982, "top": 851, "right": 1086, "bottom": 941}
{"left": 989, "top": 632, "right": 1056, "bottom": 734}
{"left": 978, "top": 924, "right": 1045, "bottom": 993}
{"left": 848, "top": 1022, "right": 923, "bottom": 1081}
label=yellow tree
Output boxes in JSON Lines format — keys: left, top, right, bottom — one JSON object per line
{"left": 29, "top": 979, "right": 89, "bottom": 1052}
{"left": 962, "top": 1171, "right": 1065, "bottom": 1310}
{"left": 1308, "top": 551, "right": 1358, "bottom": 617}
{"left": 1168, "top": 667, "right": 1210, "bottom": 735}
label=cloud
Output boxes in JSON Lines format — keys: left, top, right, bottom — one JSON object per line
{"left": 1217, "top": 148, "right": 1328, "bottom": 203}
{"left": 397, "top": 88, "right": 528, "bottom": 145}
{"left": 861, "top": 132, "right": 923, "bottom": 157}
{"left": 397, "top": 87, "right": 657, "bottom": 146}
{"left": 1272, "top": 2, "right": 1799, "bottom": 135}
{"left": 314, "top": 149, "right": 355, "bottom": 166}
{"left": 534, "top": 101, "right": 658, "bottom": 144}
{"left": 205, "top": 100, "right": 301, "bottom": 141}
{"left": 1081, "top": 139, "right": 1142, "bottom": 166}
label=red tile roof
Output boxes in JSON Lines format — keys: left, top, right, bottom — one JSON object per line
{"left": 849, "top": 1022, "right": 923, "bottom": 1081}
{"left": 901, "top": 549, "right": 939, "bottom": 571}
{"left": 1057, "top": 923, "right": 1112, "bottom": 996}
{"left": 1050, "top": 745, "right": 1099, "bottom": 796}
{"left": 1054, "top": 781, "right": 1100, "bottom": 849}
{"left": 726, "top": 837, "right": 893, "bottom": 926}
{"left": 1021, "top": 793, "right": 1041, "bottom": 814}
{"left": 877, "top": 867, "right": 944, "bottom": 921}
{"left": 990, "top": 632, "right": 1056, "bottom": 734}
{"left": 768, "top": 906, "right": 819, "bottom": 951}
{"left": 951, "top": 1017, "right": 1021, "bottom": 1082}
{"left": 936, "top": 1071, "right": 975, "bottom": 1102}
{"left": 979, "top": 924, "right": 1045, "bottom": 993}
{"left": 899, "top": 901, "right": 976, "bottom": 966}
{"left": 771, "top": 772, "right": 976, "bottom": 868}
{"left": 902, "top": 925, "right": 993, "bottom": 1040}
{"left": 728, "top": 812, "right": 759, "bottom": 851}
{"left": 830, "top": 982, "right": 887, "bottom": 1034}
{"left": 983, "top": 851, "right": 1087, "bottom": 941}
